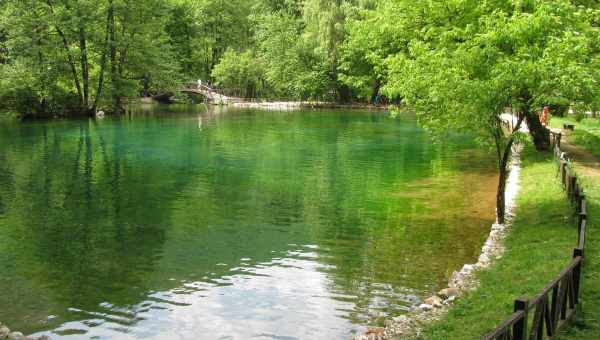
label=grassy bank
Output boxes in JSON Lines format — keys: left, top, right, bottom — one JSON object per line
{"left": 551, "top": 117, "right": 600, "bottom": 158}
{"left": 558, "top": 166, "right": 600, "bottom": 339}
{"left": 544, "top": 116, "right": 600, "bottom": 339}
{"left": 417, "top": 144, "right": 576, "bottom": 339}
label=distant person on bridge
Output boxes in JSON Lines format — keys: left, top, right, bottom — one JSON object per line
{"left": 197, "top": 79, "right": 203, "bottom": 88}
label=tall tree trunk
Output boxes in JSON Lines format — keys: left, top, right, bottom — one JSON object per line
{"left": 109, "top": 2, "right": 121, "bottom": 114}
{"left": 46, "top": 1, "right": 84, "bottom": 107}
{"left": 371, "top": 80, "right": 381, "bottom": 104}
{"left": 93, "top": 0, "right": 113, "bottom": 112}
{"left": 57, "top": 27, "right": 84, "bottom": 107}
{"left": 78, "top": 18, "right": 90, "bottom": 112}
{"left": 34, "top": 18, "right": 48, "bottom": 116}
{"left": 525, "top": 110, "right": 551, "bottom": 151}
{"left": 496, "top": 164, "right": 507, "bottom": 224}
{"left": 495, "top": 114, "right": 525, "bottom": 224}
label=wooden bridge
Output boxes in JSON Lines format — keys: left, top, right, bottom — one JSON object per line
{"left": 181, "top": 83, "right": 243, "bottom": 105}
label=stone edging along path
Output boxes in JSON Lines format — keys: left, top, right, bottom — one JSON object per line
{"left": 356, "top": 145, "right": 523, "bottom": 340}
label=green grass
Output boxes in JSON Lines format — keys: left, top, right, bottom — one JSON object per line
{"left": 551, "top": 116, "right": 600, "bottom": 158}
{"left": 558, "top": 174, "right": 600, "bottom": 339}
{"left": 546, "top": 115, "right": 600, "bottom": 339}
{"left": 417, "top": 144, "right": 576, "bottom": 339}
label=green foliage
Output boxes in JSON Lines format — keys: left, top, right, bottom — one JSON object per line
{"left": 0, "top": 0, "right": 598, "bottom": 115}
{"left": 544, "top": 96, "right": 571, "bottom": 117}
{"left": 382, "top": 0, "right": 598, "bottom": 136}
{"left": 0, "top": 0, "right": 180, "bottom": 117}
{"left": 256, "top": 12, "right": 330, "bottom": 100}
{"left": 212, "top": 49, "right": 265, "bottom": 98}
{"left": 342, "top": 0, "right": 599, "bottom": 221}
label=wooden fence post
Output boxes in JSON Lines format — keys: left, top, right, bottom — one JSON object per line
{"left": 513, "top": 298, "right": 529, "bottom": 340}
{"left": 578, "top": 219, "right": 587, "bottom": 249}
{"left": 560, "top": 162, "right": 567, "bottom": 188}
{"left": 568, "top": 176, "right": 577, "bottom": 200}
{"left": 578, "top": 188, "right": 585, "bottom": 213}
{"left": 558, "top": 133, "right": 562, "bottom": 148}
{"left": 573, "top": 248, "right": 584, "bottom": 305}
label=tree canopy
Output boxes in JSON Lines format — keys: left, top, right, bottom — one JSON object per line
{"left": 362, "top": 0, "right": 599, "bottom": 221}
{"left": 0, "top": 0, "right": 598, "bottom": 128}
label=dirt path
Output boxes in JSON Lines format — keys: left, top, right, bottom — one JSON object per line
{"left": 560, "top": 132, "right": 600, "bottom": 179}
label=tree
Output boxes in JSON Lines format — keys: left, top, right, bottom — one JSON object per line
{"left": 0, "top": 0, "right": 179, "bottom": 117}
{"left": 212, "top": 49, "right": 265, "bottom": 98}
{"left": 339, "top": 0, "right": 405, "bottom": 102}
{"left": 256, "top": 12, "right": 330, "bottom": 100}
{"left": 193, "top": 0, "right": 254, "bottom": 81}
{"left": 381, "top": 0, "right": 599, "bottom": 223}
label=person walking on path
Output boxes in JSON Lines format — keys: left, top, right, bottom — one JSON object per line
{"left": 541, "top": 106, "right": 550, "bottom": 127}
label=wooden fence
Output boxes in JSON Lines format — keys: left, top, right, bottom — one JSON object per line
{"left": 483, "top": 131, "right": 588, "bottom": 340}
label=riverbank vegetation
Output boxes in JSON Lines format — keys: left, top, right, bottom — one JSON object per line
{"left": 366, "top": 0, "right": 599, "bottom": 222}
{"left": 546, "top": 116, "right": 600, "bottom": 338}
{"left": 418, "top": 144, "right": 575, "bottom": 339}
{"left": 0, "top": 0, "right": 378, "bottom": 117}
{"left": 1, "top": 1, "right": 597, "bottom": 120}
{"left": 1, "top": 0, "right": 600, "bottom": 338}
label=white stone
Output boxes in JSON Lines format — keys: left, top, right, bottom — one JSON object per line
{"left": 392, "top": 315, "right": 408, "bottom": 323}
{"left": 418, "top": 303, "right": 433, "bottom": 311}
{"left": 438, "top": 287, "right": 459, "bottom": 299}
{"left": 424, "top": 296, "right": 443, "bottom": 308}
{"left": 462, "top": 264, "right": 475, "bottom": 272}
{"left": 0, "top": 326, "right": 10, "bottom": 339}
{"left": 8, "top": 332, "right": 25, "bottom": 340}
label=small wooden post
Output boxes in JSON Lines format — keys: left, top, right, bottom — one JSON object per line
{"left": 567, "top": 176, "right": 577, "bottom": 200}
{"left": 560, "top": 161, "right": 567, "bottom": 188}
{"left": 578, "top": 219, "right": 587, "bottom": 250}
{"left": 513, "top": 298, "right": 529, "bottom": 340}
{"left": 573, "top": 248, "right": 584, "bottom": 305}
{"left": 578, "top": 189, "right": 586, "bottom": 214}
{"left": 558, "top": 133, "right": 562, "bottom": 148}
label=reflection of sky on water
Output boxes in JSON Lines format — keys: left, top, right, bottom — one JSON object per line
{"left": 0, "top": 108, "right": 497, "bottom": 339}
{"left": 40, "top": 248, "right": 390, "bottom": 339}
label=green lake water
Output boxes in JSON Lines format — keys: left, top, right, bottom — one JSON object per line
{"left": 0, "top": 107, "right": 498, "bottom": 339}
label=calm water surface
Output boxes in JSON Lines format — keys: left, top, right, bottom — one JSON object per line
{"left": 0, "top": 107, "right": 497, "bottom": 339}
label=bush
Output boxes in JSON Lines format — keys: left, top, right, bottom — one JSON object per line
{"left": 212, "top": 49, "right": 265, "bottom": 98}
{"left": 545, "top": 97, "right": 571, "bottom": 117}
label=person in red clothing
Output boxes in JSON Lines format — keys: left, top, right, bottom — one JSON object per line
{"left": 541, "top": 106, "right": 550, "bottom": 127}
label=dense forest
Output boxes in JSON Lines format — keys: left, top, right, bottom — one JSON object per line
{"left": 0, "top": 0, "right": 598, "bottom": 119}
{"left": 0, "top": 0, "right": 379, "bottom": 117}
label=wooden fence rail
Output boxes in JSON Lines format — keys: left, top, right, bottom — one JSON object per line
{"left": 483, "top": 131, "right": 588, "bottom": 340}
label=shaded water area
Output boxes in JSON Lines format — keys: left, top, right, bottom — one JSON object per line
{"left": 0, "top": 107, "right": 498, "bottom": 339}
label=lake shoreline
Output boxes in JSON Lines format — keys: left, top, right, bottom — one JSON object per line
{"left": 0, "top": 322, "right": 49, "bottom": 340}
{"left": 1, "top": 109, "right": 497, "bottom": 339}
{"left": 227, "top": 101, "right": 389, "bottom": 111}
{"left": 356, "top": 145, "right": 523, "bottom": 340}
